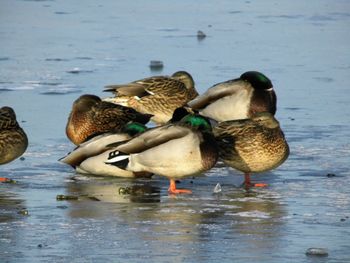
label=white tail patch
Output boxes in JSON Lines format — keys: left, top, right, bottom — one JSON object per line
{"left": 105, "top": 151, "right": 129, "bottom": 164}
{"left": 102, "top": 97, "right": 114, "bottom": 102}
{"left": 102, "top": 97, "right": 130, "bottom": 106}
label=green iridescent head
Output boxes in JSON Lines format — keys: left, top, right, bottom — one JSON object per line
{"left": 240, "top": 71, "right": 272, "bottom": 90}
{"left": 180, "top": 114, "right": 212, "bottom": 132}
{"left": 123, "top": 122, "right": 147, "bottom": 136}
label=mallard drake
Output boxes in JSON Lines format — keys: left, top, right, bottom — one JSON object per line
{"left": 105, "top": 114, "right": 219, "bottom": 194}
{"left": 103, "top": 71, "right": 199, "bottom": 124}
{"left": 213, "top": 112, "right": 289, "bottom": 188}
{"left": 0, "top": 107, "right": 28, "bottom": 182}
{"left": 188, "top": 71, "right": 276, "bottom": 122}
{"left": 61, "top": 122, "right": 151, "bottom": 178}
{"left": 66, "top": 94, "right": 152, "bottom": 145}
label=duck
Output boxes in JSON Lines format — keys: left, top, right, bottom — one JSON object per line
{"left": 0, "top": 106, "right": 28, "bottom": 182}
{"left": 188, "top": 71, "right": 277, "bottom": 122}
{"left": 213, "top": 112, "right": 289, "bottom": 188}
{"left": 61, "top": 122, "right": 152, "bottom": 178}
{"left": 104, "top": 114, "right": 219, "bottom": 194}
{"left": 103, "top": 71, "right": 199, "bottom": 124}
{"left": 66, "top": 94, "right": 152, "bottom": 145}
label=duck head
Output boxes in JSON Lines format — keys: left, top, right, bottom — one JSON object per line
{"left": 251, "top": 112, "right": 280, "bottom": 129}
{"left": 0, "top": 106, "right": 16, "bottom": 119}
{"left": 72, "top": 94, "right": 101, "bottom": 113}
{"left": 180, "top": 114, "right": 212, "bottom": 132}
{"left": 171, "top": 71, "right": 195, "bottom": 90}
{"left": 122, "top": 122, "right": 148, "bottom": 136}
{"left": 240, "top": 71, "right": 273, "bottom": 91}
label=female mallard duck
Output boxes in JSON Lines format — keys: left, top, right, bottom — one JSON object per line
{"left": 103, "top": 71, "right": 199, "bottom": 124}
{"left": 66, "top": 94, "right": 152, "bottom": 145}
{"left": 188, "top": 71, "right": 276, "bottom": 122}
{"left": 61, "top": 122, "right": 151, "bottom": 178}
{"left": 0, "top": 106, "right": 28, "bottom": 182}
{"left": 104, "top": 114, "right": 219, "bottom": 194}
{"left": 213, "top": 112, "right": 289, "bottom": 188}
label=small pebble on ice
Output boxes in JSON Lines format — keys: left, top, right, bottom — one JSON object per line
{"left": 305, "top": 248, "right": 329, "bottom": 257}
{"left": 197, "top": 30, "right": 206, "bottom": 40}
{"left": 213, "top": 183, "right": 222, "bottom": 193}
{"left": 56, "top": 194, "right": 78, "bottom": 201}
{"left": 149, "top": 60, "right": 164, "bottom": 70}
{"left": 18, "top": 209, "right": 29, "bottom": 216}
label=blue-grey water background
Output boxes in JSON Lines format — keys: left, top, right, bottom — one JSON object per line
{"left": 1, "top": 0, "right": 350, "bottom": 262}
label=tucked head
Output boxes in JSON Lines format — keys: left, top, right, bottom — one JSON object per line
{"left": 170, "top": 107, "right": 196, "bottom": 123}
{"left": 240, "top": 71, "right": 273, "bottom": 91}
{"left": 251, "top": 112, "right": 279, "bottom": 129}
{"left": 73, "top": 94, "right": 101, "bottom": 111}
{"left": 171, "top": 71, "right": 195, "bottom": 90}
{"left": 122, "top": 122, "right": 147, "bottom": 136}
{"left": 0, "top": 106, "right": 16, "bottom": 120}
{"left": 180, "top": 114, "right": 212, "bottom": 132}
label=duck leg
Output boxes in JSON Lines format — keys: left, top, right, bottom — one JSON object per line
{"left": 168, "top": 179, "right": 192, "bottom": 194}
{"left": 244, "top": 173, "right": 267, "bottom": 189}
{"left": 244, "top": 173, "right": 252, "bottom": 189}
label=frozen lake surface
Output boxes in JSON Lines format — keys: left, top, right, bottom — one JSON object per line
{"left": 1, "top": 0, "right": 350, "bottom": 262}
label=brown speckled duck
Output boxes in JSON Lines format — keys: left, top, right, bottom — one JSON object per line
{"left": 213, "top": 112, "right": 289, "bottom": 188}
{"left": 188, "top": 71, "right": 276, "bottom": 122}
{"left": 66, "top": 94, "right": 152, "bottom": 145}
{"left": 0, "top": 106, "right": 28, "bottom": 182}
{"left": 103, "top": 71, "right": 199, "bottom": 124}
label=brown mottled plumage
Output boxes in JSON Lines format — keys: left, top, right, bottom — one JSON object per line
{"left": 188, "top": 71, "right": 276, "bottom": 122}
{"left": 103, "top": 71, "right": 199, "bottom": 124}
{"left": 0, "top": 107, "right": 28, "bottom": 165}
{"left": 66, "top": 94, "right": 152, "bottom": 145}
{"left": 213, "top": 112, "right": 289, "bottom": 187}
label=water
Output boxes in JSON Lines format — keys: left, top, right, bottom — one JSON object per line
{"left": 1, "top": 0, "right": 350, "bottom": 262}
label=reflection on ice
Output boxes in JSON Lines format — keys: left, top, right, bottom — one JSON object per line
{"left": 65, "top": 177, "right": 161, "bottom": 204}
{"left": 1, "top": 0, "right": 350, "bottom": 261}
{"left": 0, "top": 191, "right": 26, "bottom": 222}
{"left": 233, "top": 211, "right": 271, "bottom": 219}
{"left": 39, "top": 85, "right": 82, "bottom": 95}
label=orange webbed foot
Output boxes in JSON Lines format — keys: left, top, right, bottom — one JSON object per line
{"left": 243, "top": 182, "right": 268, "bottom": 190}
{"left": 243, "top": 173, "right": 268, "bottom": 189}
{"left": 253, "top": 183, "right": 268, "bottom": 187}
{"left": 0, "top": 177, "right": 16, "bottom": 183}
{"left": 168, "top": 179, "right": 192, "bottom": 194}
{"left": 168, "top": 188, "right": 192, "bottom": 194}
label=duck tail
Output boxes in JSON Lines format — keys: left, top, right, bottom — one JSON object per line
{"left": 104, "top": 149, "right": 129, "bottom": 169}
